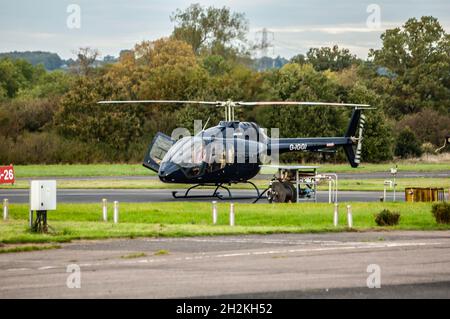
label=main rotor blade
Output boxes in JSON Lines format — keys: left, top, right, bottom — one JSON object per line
{"left": 98, "top": 100, "right": 220, "bottom": 105}
{"left": 237, "top": 101, "right": 372, "bottom": 108}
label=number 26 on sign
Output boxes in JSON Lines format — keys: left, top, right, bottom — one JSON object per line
{"left": 0, "top": 165, "right": 15, "bottom": 185}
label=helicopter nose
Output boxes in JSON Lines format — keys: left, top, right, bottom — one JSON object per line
{"left": 158, "top": 162, "right": 179, "bottom": 181}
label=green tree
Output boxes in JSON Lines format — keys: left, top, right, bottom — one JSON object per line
{"left": 347, "top": 84, "right": 394, "bottom": 162}
{"left": 305, "top": 45, "right": 358, "bottom": 72}
{"left": 55, "top": 76, "right": 144, "bottom": 151}
{"left": 370, "top": 16, "right": 450, "bottom": 117}
{"left": 0, "top": 58, "right": 44, "bottom": 98}
{"left": 290, "top": 54, "right": 307, "bottom": 65}
{"left": 171, "top": 3, "right": 248, "bottom": 57}
{"left": 202, "top": 55, "right": 231, "bottom": 76}
{"left": 17, "top": 70, "right": 74, "bottom": 99}
{"left": 258, "top": 63, "right": 345, "bottom": 141}
{"left": 0, "top": 51, "right": 63, "bottom": 70}
{"left": 0, "top": 58, "right": 27, "bottom": 98}
{"left": 396, "top": 109, "right": 450, "bottom": 146}
{"left": 395, "top": 127, "right": 423, "bottom": 158}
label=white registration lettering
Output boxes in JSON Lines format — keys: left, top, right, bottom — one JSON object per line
{"left": 289, "top": 143, "right": 307, "bottom": 151}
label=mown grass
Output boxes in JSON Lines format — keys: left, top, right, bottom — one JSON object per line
{"left": 0, "top": 244, "right": 60, "bottom": 254}
{"left": 0, "top": 202, "right": 447, "bottom": 244}
{"left": 13, "top": 164, "right": 155, "bottom": 178}
{"left": 11, "top": 162, "right": 450, "bottom": 178}
{"left": 2, "top": 177, "right": 449, "bottom": 191}
{"left": 262, "top": 162, "right": 450, "bottom": 174}
{"left": 121, "top": 252, "right": 147, "bottom": 259}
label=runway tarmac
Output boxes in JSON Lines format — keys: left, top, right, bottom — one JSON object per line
{"left": 5, "top": 169, "right": 445, "bottom": 204}
{"left": 0, "top": 188, "right": 404, "bottom": 203}
{"left": 0, "top": 231, "right": 449, "bottom": 298}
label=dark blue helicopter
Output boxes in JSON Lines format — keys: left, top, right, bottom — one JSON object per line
{"left": 98, "top": 100, "right": 372, "bottom": 200}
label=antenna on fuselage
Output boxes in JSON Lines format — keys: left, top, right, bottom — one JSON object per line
{"left": 203, "top": 116, "right": 211, "bottom": 130}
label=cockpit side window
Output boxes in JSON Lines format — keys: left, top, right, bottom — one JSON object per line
{"left": 204, "top": 139, "right": 228, "bottom": 173}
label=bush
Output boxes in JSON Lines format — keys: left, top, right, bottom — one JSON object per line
{"left": 397, "top": 109, "right": 450, "bottom": 146}
{"left": 375, "top": 209, "right": 400, "bottom": 226}
{"left": 432, "top": 202, "right": 450, "bottom": 224}
{"left": 395, "top": 127, "right": 423, "bottom": 158}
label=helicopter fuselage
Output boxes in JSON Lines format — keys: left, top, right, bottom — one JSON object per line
{"left": 158, "top": 121, "right": 266, "bottom": 184}
{"left": 144, "top": 117, "right": 359, "bottom": 184}
{"left": 99, "top": 99, "right": 367, "bottom": 189}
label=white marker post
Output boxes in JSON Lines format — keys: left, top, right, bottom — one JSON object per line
{"left": 229, "top": 203, "right": 235, "bottom": 226}
{"left": 113, "top": 201, "right": 119, "bottom": 224}
{"left": 390, "top": 167, "right": 398, "bottom": 202}
{"left": 328, "top": 180, "right": 332, "bottom": 204}
{"left": 3, "top": 199, "right": 8, "bottom": 221}
{"left": 347, "top": 205, "right": 353, "bottom": 228}
{"left": 102, "top": 198, "right": 108, "bottom": 221}
{"left": 333, "top": 203, "right": 339, "bottom": 227}
{"left": 393, "top": 178, "right": 396, "bottom": 202}
{"left": 212, "top": 201, "right": 218, "bottom": 225}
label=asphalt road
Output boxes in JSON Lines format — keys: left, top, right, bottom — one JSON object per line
{"left": 0, "top": 188, "right": 404, "bottom": 203}
{"left": 0, "top": 231, "right": 449, "bottom": 298}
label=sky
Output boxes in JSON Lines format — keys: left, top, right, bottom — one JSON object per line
{"left": 0, "top": 0, "right": 449, "bottom": 60}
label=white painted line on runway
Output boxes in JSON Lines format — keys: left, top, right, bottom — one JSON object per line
{"left": 143, "top": 237, "right": 343, "bottom": 245}
{"left": 38, "top": 266, "right": 58, "bottom": 270}
{"left": 6, "top": 268, "right": 31, "bottom": 271}
{"left": 214, "top": 242, "right": 441, "bottom": 258}
{"left": 3, "top": 241, "right": 442, "bottom": 273}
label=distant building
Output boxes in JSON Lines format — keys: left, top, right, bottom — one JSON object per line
{"left": 253, "top": 56, "right": 289, "bottom": 71}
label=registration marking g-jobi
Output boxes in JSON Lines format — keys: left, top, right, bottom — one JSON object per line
{"left": 289, "top": 143, "right": 307, "bottom": 151}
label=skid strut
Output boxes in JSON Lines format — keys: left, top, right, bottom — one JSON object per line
{"left": 171, "top": 181, "right": 267, "bottom": 202}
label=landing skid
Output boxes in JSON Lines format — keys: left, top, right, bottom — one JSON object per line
{"left": 171, "top": 181, "right": 268, "bottom": 203}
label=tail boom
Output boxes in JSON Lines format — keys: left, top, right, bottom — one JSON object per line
{"left": 272, "top": 108, "right": 366, "bottom": 168}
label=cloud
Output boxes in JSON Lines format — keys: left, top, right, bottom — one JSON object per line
{"left": 251, "top": 22, "right": 403, "bottom": 35}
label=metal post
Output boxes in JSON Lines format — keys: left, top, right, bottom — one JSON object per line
{"left": 102, "top": 198, "right": 108, "bottom": 221}
{"left": 296, "top": 170, "right": 299, "bottom": 203}
{"left": 212, "top": 201, "right": 218, "bottom": 225}
{"left": 383, "top": 185, "right": 387, "bottom": 202}
{"left": 3, "top": 199, "right": 8, "bottom": 221}
{"left": 393, "top": 176, "right": 396, "bottom": 202}
{"left": 335, "top": 174, "right": 338, "bottom": 203}
{"left": 229, "top": 203, "right": 235, "bottom": 226}
{"left": 347, "top": 205, "right": 353, "bottom": 228}
{"left": 113, "top": 201, "right": 119, "bottom": 224}
{"left": 314, "top": 168, "right": 317, "bottom": 203}
{"left": 326, "top": 173, "right": 338, "bottom": 203}
{"left": 328, "top": 180, "right": 332, "bottom": 204}
{"left": 333, "top": 203, "right": 339, "bottom": 227}
{"left": 390, "top": 166, "right": 397, "bottom": 202}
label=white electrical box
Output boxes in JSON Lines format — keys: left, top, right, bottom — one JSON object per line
{"left": 30, "top": 180, "right": 57, "bottom": 211}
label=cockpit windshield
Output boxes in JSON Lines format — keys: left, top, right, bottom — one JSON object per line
{"left": 162, "top": 136, "right": 205, "bottom": 168}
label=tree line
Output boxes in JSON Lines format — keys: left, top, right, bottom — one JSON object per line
{"left": 0, "top": 4, "right": 449, "bottom": 165}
